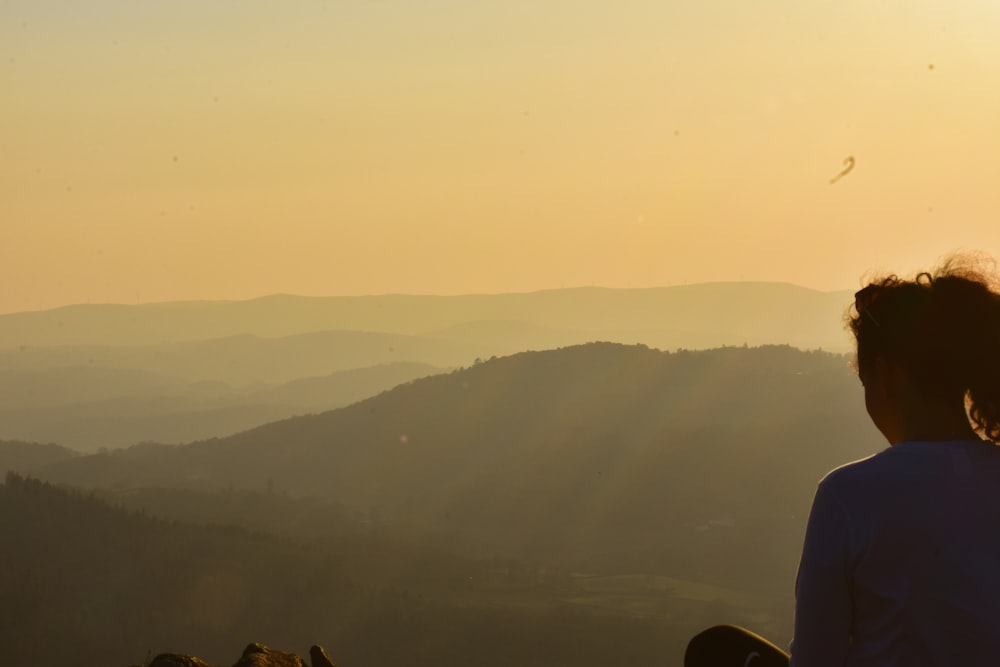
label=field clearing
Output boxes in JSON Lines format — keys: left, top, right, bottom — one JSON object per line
{"left": 573, "top": 572, "right": 760, "bottom": 605}
{"left": 564, "top": 572, "right": 768, "bottom": 620}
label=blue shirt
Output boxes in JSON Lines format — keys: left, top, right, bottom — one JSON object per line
{"left": 791, "top": 439, "right": 1000, "bottom": 667}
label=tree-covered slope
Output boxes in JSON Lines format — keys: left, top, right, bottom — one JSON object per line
{"left": 1, "top": 473, "right": 692, "bottom": 667}
{"left": 34, "top": 344, "right": 883, "bottom": 596}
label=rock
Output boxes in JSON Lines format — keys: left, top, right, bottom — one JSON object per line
{"left": 231, "top": 643, "right": 306, "bottom": 667}
{"left": 132, "top": 643, "right": 335, "bottom": 667}
{"left": 309, "top": 645, "right": 336, "bottom": 667}
{"left": 148, "top": 654, "right": 216, "bottom": 667}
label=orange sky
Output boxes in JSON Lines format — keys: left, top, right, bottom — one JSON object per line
{"left": 3, "top": 0, "right": 1000, "bottom": 314}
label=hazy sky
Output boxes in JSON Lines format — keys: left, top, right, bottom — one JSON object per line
{"left": 3, "top": 0, "right": 999, "bottom": 313}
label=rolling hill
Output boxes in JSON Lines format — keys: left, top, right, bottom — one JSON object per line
{"left": 1, "top": 284, "right": 858, "bottom": 456}
{"left": 31, "top": 343, "right": 884, "bottom": 634}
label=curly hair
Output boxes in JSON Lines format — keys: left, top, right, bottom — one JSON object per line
{"left": 848, "top": 255, "right": 1000, "bottom": 442}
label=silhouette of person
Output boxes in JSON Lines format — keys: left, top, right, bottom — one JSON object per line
{"left": 687, "top": 255, "right": 1000, "bottom": 666}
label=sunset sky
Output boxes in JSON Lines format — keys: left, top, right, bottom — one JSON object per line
{"left": 3, "top": 0, "right": 1000, "bottom": 314}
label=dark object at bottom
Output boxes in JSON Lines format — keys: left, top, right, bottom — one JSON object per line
{"left": 685, "top": 625, "right": 790, "bottom": 667}
{"left": 146, "top": 655, "right": 214, "bottom": 667}
{"left": 233, "top": 642, "right": 306, "bottom": 666}
{"left": 309, "top": 645, "right": 336, "bottom": 667}
{"left": 144, "top": 642, "right": 337, "bottom": 667}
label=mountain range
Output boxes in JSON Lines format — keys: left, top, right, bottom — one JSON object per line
{"left": 1, "top": 283, "right": 854, "bottom": 351}
{"left": 2, "top": 284, "right": 877, "bottom": 657}
{"left": 21, "top": 343, "right": 884, "bottom": 644}
{"left": 0, "top": 283, "right": 857, "bottom": 452}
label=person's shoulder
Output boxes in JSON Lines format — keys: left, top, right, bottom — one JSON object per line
{"left": 812, "top": 451, "right": 897, "bottom": 512}
{"left": 818, "top": 450, "right": 891, "bottom": 489}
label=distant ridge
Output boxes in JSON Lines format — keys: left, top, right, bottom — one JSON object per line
{"left": 0, "top": 362, "right": 443, "bottom": 451}
{"left": 0, "top": 440, "right": 78, "bottom": 476}
{"left": 0, "top": 283, "right": 854, "bottom": 351}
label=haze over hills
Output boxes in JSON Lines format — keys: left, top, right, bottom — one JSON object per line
{"left": 2, "top": 284, "right": 873, "bottom": 655}
{"left": 29, "top": 343, "right": 884, "bottom": 643}
{"left": 0, "top": 282, "right": 857, "bottom": 453}
{"left": 0, "top": 362, "right": 442, "bottom": 451}
{"left": 0, "top": 331, "right": 464, "bottom": 385}
{"left": 0, "top": 283, "right": 854, "bottom": 352}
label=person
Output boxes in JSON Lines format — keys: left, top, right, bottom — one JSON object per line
{"left": 687, "top": 256, "right": 1000, "bottom": 667}
{"left": 791, "top": 256, "right": 1000, "bottom": 666}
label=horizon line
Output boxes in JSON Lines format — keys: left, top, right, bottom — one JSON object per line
{"left": 0, "top": 280, "right": 854, "bottom": 317}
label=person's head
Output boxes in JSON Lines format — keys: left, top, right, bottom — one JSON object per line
{"left": 848, "top": 255, "right": 1000, "bottom": 444}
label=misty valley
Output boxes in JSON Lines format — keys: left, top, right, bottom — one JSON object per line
{"left": 0, "top": 286, "right": 882, "bottom": 666}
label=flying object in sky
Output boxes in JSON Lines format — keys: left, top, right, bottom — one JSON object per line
{"left": 829, "top": 156, "right": 856, "bottom": 184}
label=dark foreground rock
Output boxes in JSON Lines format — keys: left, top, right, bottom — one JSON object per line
{"left": 147, "top": 655, "right": 214, "bottom": 667}
{"left": 232, "top": 643, "right": 305, "bottom": 667}
{"left": 144, "top": 643, "right": 335, "bottom": 667}
{"left": 309, "top": 646, "right": 335, "bottom": 667}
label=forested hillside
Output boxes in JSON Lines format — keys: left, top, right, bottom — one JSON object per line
{"left": 29, "top": 344, "right": 885, "bottom": 642}
{"left": 1, "top": 473, "right": 702, "bottom": 667}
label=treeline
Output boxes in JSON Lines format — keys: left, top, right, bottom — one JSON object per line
{"left": 0, "top": 439, "right": 77, "bottom": 476}
{"left": 1, "top": 473, "right": 710, "bottom": 667}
